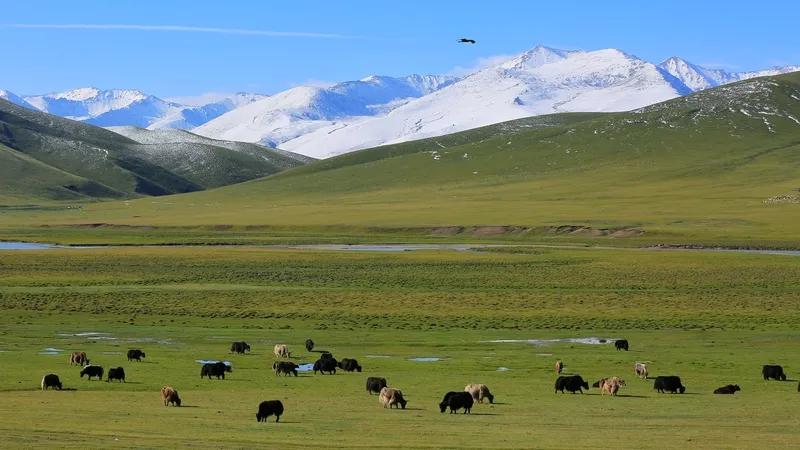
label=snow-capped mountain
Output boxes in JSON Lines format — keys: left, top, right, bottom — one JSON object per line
{"left": 21, "top": 88, "right": 264, "bottom": 129}
{"left": 658, "top": 57, "right": 734, "bottom": 91}
{"left": 148, "top": 92, "right": 268, "bottom": 129}
{"left": 192, "top": 74, "right": 458, "bottom": 147}
{"left": 0, "top": 89, "right": 35, "bottom": 109}
{"left": 659, "top": 57, "right": 800, "bottom": 91}
{"left": 277, "top": 46, "right": 693, "bottom": 158}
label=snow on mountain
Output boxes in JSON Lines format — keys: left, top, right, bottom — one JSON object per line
{"left": 659, "top": 57, "right": 800, "bottom": 91}
{"left": 165, "top": 92, "right": 267, "bottom": 107}
{"left": 106, "top": 126, "right": 314, "bottom": 164}
{"left": 0, "top": 89, "right": 35, "bottom": 109}
{"left": 278, "top": 46, "right": 693, "bottom": 158}
{"left": 149, "top": 92, "right": 268, "bottom": 129}
{"left": 22, "top": 88, "right": 265, "bottom": 129}
{"left": 24, "top": 88, "right": 176, "bottom": 127}
{"left": 658, "top": 57, "right": 734, "bottom": 91}
{"left": 192, "top": 74, "right": 458, "bottom": 147}
{"left": 736, "top": 65, "right": 800, "bottom": 80}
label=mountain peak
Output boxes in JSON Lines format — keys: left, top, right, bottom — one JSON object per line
{"left": 500, "top": 45, "right": 572, "bottom": 71}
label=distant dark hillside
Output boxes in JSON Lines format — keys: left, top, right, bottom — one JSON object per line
{"left": 0, "top": 99, "right": 311, "bottom": 204}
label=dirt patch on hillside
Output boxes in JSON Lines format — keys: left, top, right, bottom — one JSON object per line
{"left": 428, "top": 226, "right": 465, "bottom": 235}
{"left": 426, "top": 225, "right": 643, "bottom": 238}
{"left": 41, "top": 223, "right": 158, "bottom": 230}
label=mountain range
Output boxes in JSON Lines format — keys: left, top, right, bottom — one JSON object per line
{"left": 45, "top": 71, "right": 800, "bottom": 246}
{"left": 2, "top": 45, "right": 798, "bottom": 159}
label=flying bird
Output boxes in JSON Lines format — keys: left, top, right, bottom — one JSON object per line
{"left": 457, "top": 38, "right": 476, "bottom": 44}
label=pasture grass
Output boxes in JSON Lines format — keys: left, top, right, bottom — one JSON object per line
{"left": 0, "top": 246, "right": 799, "bottom": 448}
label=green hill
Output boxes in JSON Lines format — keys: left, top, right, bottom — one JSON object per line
{"left": 0, "top": 100, "right": 311, "bottom": 203}
{"left": 4, "top": 73, "right": 800, "bottom": 246}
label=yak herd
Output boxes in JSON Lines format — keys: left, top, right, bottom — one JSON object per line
{"left": 39, "top": 339, "right": 797, "bottom": 423}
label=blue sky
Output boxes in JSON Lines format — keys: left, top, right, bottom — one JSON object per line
{"left": 2, "top": 0, "right": 799, "bottom": 97}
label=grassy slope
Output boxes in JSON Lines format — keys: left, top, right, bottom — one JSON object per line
{"left": 0, "top": 246, "right": 798, "bottom": 448}
{"left": 4, "top": 75, "right": 799, "bottom": 246}
{"left": 0, "top": 99, "right": 310, "bottom": 203}
{"left": 0, "top": 143, "right": 126, "bottom": 204}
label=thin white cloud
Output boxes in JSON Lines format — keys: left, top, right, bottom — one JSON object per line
{"left": 5, "top": 23, "right": 355, "bottom": 39}
{"left": 447, "top": 53, "right": 518, "bottom": 77}
{"left": 291, "top": 79, "right": 337, "bottom": 89}
{"left": 698, "top": 62, "right": 741, "bottom": 71}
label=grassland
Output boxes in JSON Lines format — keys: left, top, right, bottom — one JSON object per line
{"left": 1, "top": 246, "right": 799, "bottom": 448}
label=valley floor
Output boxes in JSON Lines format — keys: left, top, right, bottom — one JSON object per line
{"left": 1, "top": 246, "right": 799, "bottom": 448}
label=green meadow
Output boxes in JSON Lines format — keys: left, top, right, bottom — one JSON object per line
{"left": 1, "top": 246, "right": 798, "bottom": 448}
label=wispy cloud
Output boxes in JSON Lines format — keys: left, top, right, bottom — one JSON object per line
{"left": 291, "top": 78, "right": 337, "bottom": 89}
{"left": 4, "top": 23, "right": 355, "bottom": 39}
{"left": 447, "top": 53, "right": 518, "bottom": 77}
{"left": 698, "top": 62, "right": 742, "bottom": 71}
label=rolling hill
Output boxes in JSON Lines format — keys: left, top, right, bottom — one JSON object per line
{"left": 0, "top": 98, "right": 311, "bottom": 204}
{"left": 41, "top": 72, "right": 800, "bottom": 245}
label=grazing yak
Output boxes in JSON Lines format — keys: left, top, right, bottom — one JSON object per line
{"left": 634, "top": 362, "right": 648, "bottom": 379}
{"left": 555, "top": 360, "right": 563, "bottom": 374}
{"left": 379, "top": 387, "right": 407, "bottom": 409}
{"left": 366, "top": 377, "right": 388, "bottom": 395}
{"left": 464, "top": 383, "right": 494, "bottom": 404}
{"left": 273, "top": 344, "right": 290, "bottom": 358}
{"left": 762, "top": 365, "right": 787, "bottom": 381}
{"left": 714, "top": 384, "right": 741, "bottom": 394}
{"left": 338, "top": 358, "right": 362, "bottom": 372}
{"left": 161, "top": 385, "right": 181, "bottom": 406}
{"left": 654, "top": 376, "right": 686, "bottom": 394}
{"left": 256, "top": 400, "right": 284, "bottom": 422}
{"left": 201, "top": 361, "right": 232, "bottom": 380}
{"left": 41, "top": 374, "right": 62, "bottom": 390}
{"left": 127, "top": 349, "right": 145, "bottom": 362}
{"left": 273, "top": 361, "right": 299, "bottom": 377}
{"left": 600, "top": 377, "right": 625, "bottom": 396}
{"left": 320, "top": 351, "right": 334, "bottom": 359}
{"left": 439, "top": 391, "right": 473, "bottom": 414}
{"left": 69, "top": 351, "right": 88, "bottom": 366}
{"left": 230, "top": 342, "right": 251, "bottom": 354}
{"left": 313, "top": 357, "right": 337, "bottom": 375}
{"left": 80, "top": 365, "right": 104, "bottom": 380}
{"left": 555, "top": 375, "right": 589, "bottom": 394}
{"left": 305, "top": 339, "right": 315, "bottom": 352}
{"left": 615, "top": 339, "right": 629, "bottom": 351}
{"left": 107, "top": 367, "right": 126, "bottom": 383}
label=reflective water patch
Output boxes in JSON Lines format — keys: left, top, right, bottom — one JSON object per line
{"left": 196, "top": 360, "right": 232, "bottom": 366}
{"left": 409, "top": 357, "right": 442, "bottom": 362}
{"left": 40, "top": 347, "right": 64, "bottom": 355}
{"left": 487, "top": 337, "right": 620, "bottom": 346}
{"left": 296, "top": 363, "right": 315, "bottom": 372}
{"left": 0, "top": 241, "right": 55, "bottom": 250}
